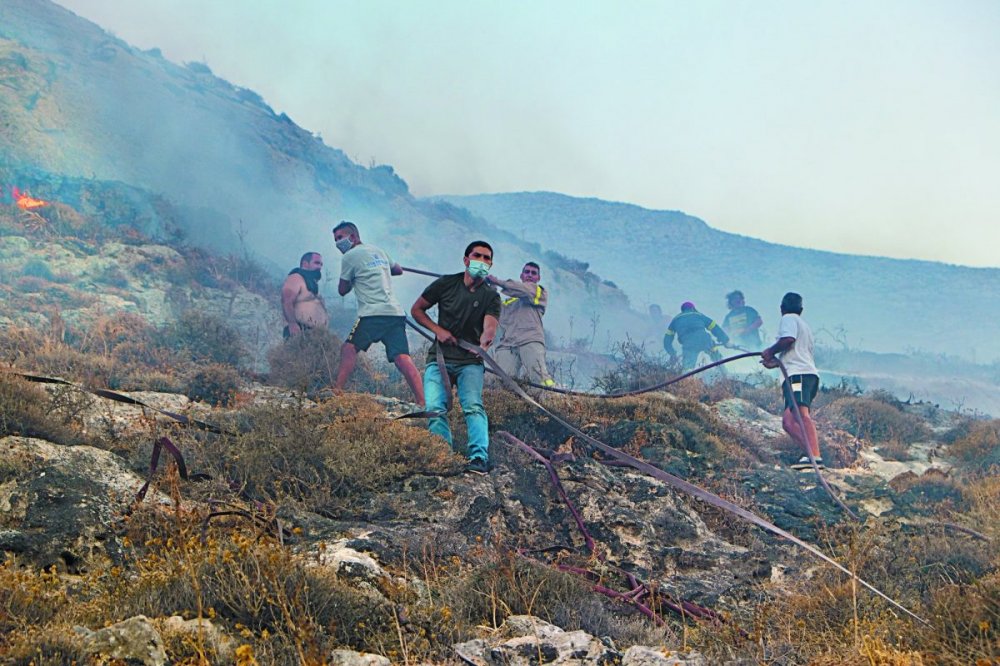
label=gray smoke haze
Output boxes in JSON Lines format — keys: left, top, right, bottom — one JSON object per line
{"left": 3, "top": 1, "right": 651, "bottom": 357}
{"left": 6, "top": 0, "right": 1000, "bottom": 417}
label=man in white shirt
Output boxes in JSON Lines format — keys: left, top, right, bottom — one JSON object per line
{"left": 332, "top": 221, "right": 423, "bottom": 405}
{"left": 761, "top": 292, "right": 822, "bottom": 470}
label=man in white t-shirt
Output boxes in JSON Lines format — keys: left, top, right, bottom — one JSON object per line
{"left": 332, "top": 221, "right": 423, "bottom": 405}
{"left": 760, "top": 292, "right": 822, "bottom": 470}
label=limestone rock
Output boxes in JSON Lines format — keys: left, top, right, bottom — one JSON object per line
{"left": 74, "top": 615, "right": 167, "bottom": 666}
{"left": 453, "top": 615, "right": 619, "bottom": 665}
{"left": 316, "top": 539, "right": 387, "bottom": 585}
{"left": 328, "top": 649, "right": 392, "bottom": 666}
{"left": 159, "top": 615, "right": 236, "bottom": 660}
{"left": 69, "top": 388, "right": 195, "bottom": 436}
{"left": 622, "top": 645, "right": 706, "bottom": 665}
{"left": 0, "top": 436, "right": 167, "bottom": 569}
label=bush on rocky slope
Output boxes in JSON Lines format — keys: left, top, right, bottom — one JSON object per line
{"left": 824, "top": 393, "right": 931, "bottom": 444}
{"left": 947, "top": 418, "right": 1000, "bottom": 473}
{"left": 189, "top": 395, "right": 461, "bottom": 513}
{"left": 0, "top": 373, "right": 80, "bottom": 444}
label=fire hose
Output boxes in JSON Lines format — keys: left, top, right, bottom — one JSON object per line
{"left": 0, "top": 292, "right": 926, "bottom": 622}
{"left": 400, "top": 267, "right": 928, "bottom": 624}
{"left": 398, "top": 269, "right": 849, "bottom": 515}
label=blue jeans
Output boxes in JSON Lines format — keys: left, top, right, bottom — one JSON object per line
{"left": 423, "top": 362, "right": 489, "bottom": 462}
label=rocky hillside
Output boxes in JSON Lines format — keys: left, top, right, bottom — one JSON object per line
{"left": 0, "top": 189, "right": 996, "bottom": 662}
{"left": 1, "top": 309, "right": 998, "bottom": 662}
{"left": 0, "top": 0, "right": 642, "bottom": 348}
{"left": 0, "top": 4, "right": 997, "bottom": 662}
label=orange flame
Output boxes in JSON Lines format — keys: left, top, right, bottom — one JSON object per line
{"left": 12, "top": 186, "right": 48, "bottom": 210}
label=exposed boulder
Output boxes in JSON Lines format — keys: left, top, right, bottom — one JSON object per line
{"left": 328, "top": 649, "right": 392, "bottom": 666}
{"left": 74, "top": 615, "right": 167, "bottom": 666}
{"left": 621, "top": 646, "right": 706, "bottom": 665}
{"left": 0, "top": 435, "right": 166, "bottom": 569}
{"left": 159, "top": 616, "right": 236, "bottom": 661}
{"left": 312, "top": 439, "right": 757, "bottom": 605}
{"left": 454, "top": 615, "right": 708, "bottom": 665}
{"left": 453, "top": 615, "right": 618, "bottom": 665}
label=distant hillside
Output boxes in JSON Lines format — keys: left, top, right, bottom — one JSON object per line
{"left": 435, "top": 192, "right": 1000, "bottom": 363}
{"left": 0, "top": 0, "right": 639, "bottom": 347}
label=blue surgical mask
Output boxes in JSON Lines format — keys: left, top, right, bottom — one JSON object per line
{"left": 335, "top": 237, "right": 353, "bottom": 254}
{"left": 467, "top": 260, "right": 490, "bottom": 279}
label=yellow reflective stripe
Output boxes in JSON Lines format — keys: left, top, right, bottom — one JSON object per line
{"left": 533, "top": 285, "right": 543, "bottom": 305}
{"left": 502, "top": 296, "right": 518, "bottom": 306}
{"left": 707, "top": 321, "right": 718, "bottom": 330}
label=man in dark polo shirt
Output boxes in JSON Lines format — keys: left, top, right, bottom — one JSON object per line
{"left": 411, "top": 240, "right": 501, "bottom": 475}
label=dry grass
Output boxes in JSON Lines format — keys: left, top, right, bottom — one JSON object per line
{"left": 697, "top": 518, "right": 998, "bottom": 665}
{"left": 188, "top": 394, "right": 462, "bottom": 513}
{"left": 947, "top": 419, "right": 1000, "bottom": 473}
{"left": 0, "top": 260, "right": 997, "bottom": 664}
{"left": 0, "top": 373, "right": 80, "bottom": 444}
{"left": 0, "top": 511, "right": 395, "bottom": 665}
{"left": 825, "top": 395, "right": 931, "bottom": 444}
{"left": 264, "top": 327, "right": 345, "bottom": 395}
{"left": 486, "top": 388, "right": 757, "bottom": 475}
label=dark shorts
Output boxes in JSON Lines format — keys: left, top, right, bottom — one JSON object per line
{"left": 782, "top": 374, "right": 819, "bottom": 410}
{"left": 346, "top": 316, "right": 410, "bottom": 361}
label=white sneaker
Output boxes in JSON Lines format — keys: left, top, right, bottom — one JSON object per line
{"left": 790, "top": 456, "right": 824, "bottom": 471}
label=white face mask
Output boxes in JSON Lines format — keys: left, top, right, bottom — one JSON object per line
{"left": 335, "top": 237, "right": 353, "bottom": 254}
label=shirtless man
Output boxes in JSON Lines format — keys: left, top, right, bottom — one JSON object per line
{"left": 281, "top": 252, "right": 328, "bottom": 338}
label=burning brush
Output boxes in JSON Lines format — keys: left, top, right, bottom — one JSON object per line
{"left": 10, "top": 186, "right": 49, "bottom": 210}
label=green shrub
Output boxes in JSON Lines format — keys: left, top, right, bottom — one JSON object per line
{"left": 20, "top": 259, "right": 54, "bottom": 281}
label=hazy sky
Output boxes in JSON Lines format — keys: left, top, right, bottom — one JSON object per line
{"left": 56, "top": 0, "right": 1000, "bottom": 268}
